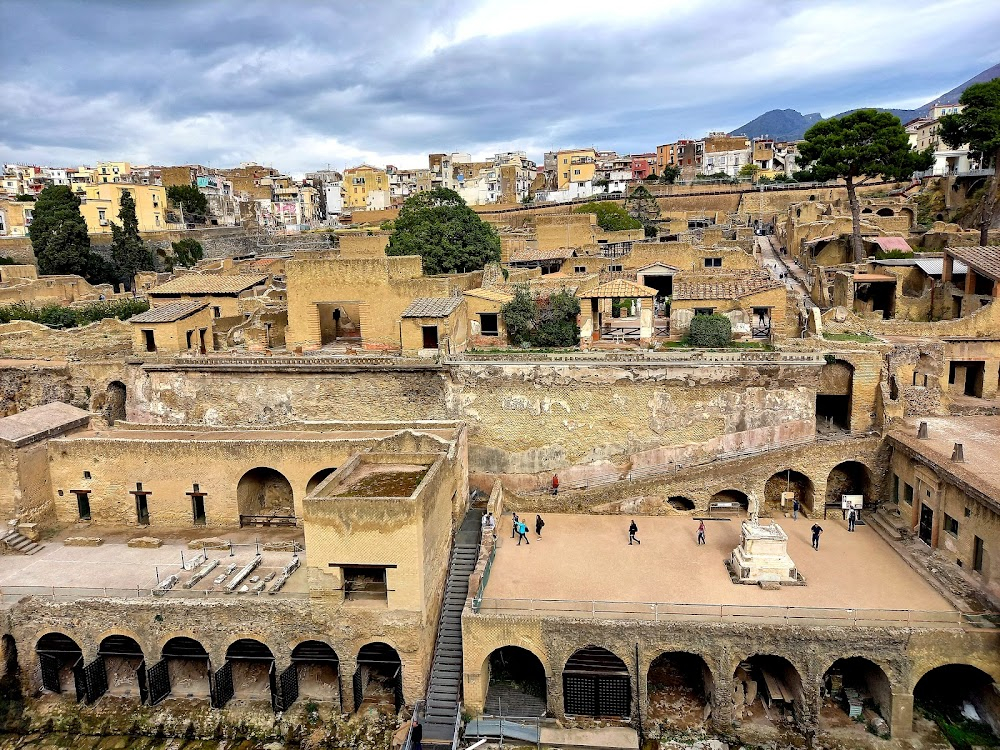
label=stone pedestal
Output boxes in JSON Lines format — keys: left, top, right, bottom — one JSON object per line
{"left": 731, "top": 521, "right": 798, "bottom": 584}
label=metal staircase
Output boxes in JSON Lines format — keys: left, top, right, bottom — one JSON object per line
{"left": 422, "top": 508, "right": 483, "bottom": 744}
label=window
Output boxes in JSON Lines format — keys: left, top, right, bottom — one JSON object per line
{"left": 479, "top": 313, "right": 499, "bottom": 337}
{"left": 608, "top": 264, "right": 623, "bottom": 273}
{"left": 186, "top": 330, "right": 193, "bottom": 349}
{"left": 343, "top": 565, "right": 390, "bottom": 602}
{"left": 212, "top": 306, "right": 221, "bottom": 318}
{"left": 574, "top": 265, "right": 587, "bottom": 274}
{"left": 944, "top": 513, "right": 959, "bottom": 536}
{"left": 142, "top": 329, "right": 156, "bottom": 352}
{"left": 974, "top": 536, "right": 985, "bottom": 572}
{"left": 965, "top": 507, "right": 972, "bottom": 518}
{"left": 98, "top": 209, "right": 106, "bottom": 221}
{"left": 892, "top": 474, "right": 899, "bottom": 503}
{"left": 573, "top": 169, "right": 580, "bottom": 175}
{"left": 903, "top": 483, "right": 913, "bottom": 505}
{"left": 694, "top": 307, "right": 715, "bottom": 316}
{"left": 704, "top": 257, "right": 722, "bottom": 268}
{"left": 83, "top": 471, "right": 91, "bottom": 479}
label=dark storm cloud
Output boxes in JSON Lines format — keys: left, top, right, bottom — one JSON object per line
{"left": 1, "top": 0, "right": 998, "bottom": 172}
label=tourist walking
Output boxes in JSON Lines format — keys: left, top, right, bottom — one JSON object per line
{"left": 628, "top": 519, "right": 640, "bottom": 545}
{"left": 410, "top": 719, "right": 422, "bottom": 750}
{"left": 516, "top": 519, "right": 530, "bottom": 545}
{"left": 811, "top": 523, "right": 823, "bottom": 550}
{"left": 792, "top": 499, "right": 800, "bottom": 520}
{"left": 696, "top": 520, "right": 706, "bottom": 545}
{"left": 552, "top": 474, "right": 559, "bottom": 496}
{"left": 848, "top": 508, "right": 857, "bottom": 532}
{"left": 535, "top": 514, "right": 545, "bottom": 538}
{"left": 511, "top": 512, "right": 519, "bottom": 539}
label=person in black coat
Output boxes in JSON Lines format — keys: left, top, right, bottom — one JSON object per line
{"left": 629, "top": 520, "right": 640, "bottom": 545}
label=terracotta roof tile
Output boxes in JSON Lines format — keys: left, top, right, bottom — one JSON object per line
{"left": 147, "top": 274, "right": 268, "bottom": 295}
{"left": 674, "top": 277, "right": 784, "bottom": 301}
{"left": 578, "top": 279, "right": 658, "bottom": 298}
{"left": 947, "top": 246, "right": 1000, "bottom": 282}
{"left": 130, "top": 300, "right": 208, "bottom": 323}
{"left": 509, "top": 247, "right": 576, "bottom": 263}
{"left": 400, "top": 297, "right": 462, "bottom": 318}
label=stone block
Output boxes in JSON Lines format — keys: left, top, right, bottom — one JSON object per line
{"left": 127, "top": 536, "right": 163, "bottom": 549}
{"left": 188, "top": 537, "right": 231, "bottom": 550}
{"left": 16, "top": 523, "right": 39, "bottom": 542}
{"left": 64, "top": 536, "right": 103, "bottom": 547}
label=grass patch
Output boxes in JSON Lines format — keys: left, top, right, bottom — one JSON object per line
{"left": 920, "top": 706, "right": 1000, "bottom": 750}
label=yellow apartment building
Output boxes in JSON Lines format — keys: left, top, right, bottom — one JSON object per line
{"left": 343, "top": 165, "right": 389, "bottom": 210}
{"left": 556, "top": 148, "right": 597, "bottom": 190}
{"left": 0, "top": 200, "right": 34, "bottom": 237}
{"left": 78, "top": 183, "right": 168, "bottom": 233}
{"left": 93, "top": 161, "right": 132, "bottom": 183}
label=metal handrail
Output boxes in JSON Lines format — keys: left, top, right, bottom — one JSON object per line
{"left": 402, "top": 699, "right": 425, "bottom": 750}
{"left": 473, "top": 597, "right": 979, "bottom": 628}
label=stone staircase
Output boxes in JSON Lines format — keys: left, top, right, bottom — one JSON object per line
{"left": 422, "top": 508, "right": 483, "bottom": 744}
{"left": 0, "top": 530, "right": 43, "bottom": 555}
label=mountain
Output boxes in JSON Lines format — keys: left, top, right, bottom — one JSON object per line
{"left": 729, "top": 61, "right": 1000, "bottom": 141}
{"left": 729, "top": 109, "right": 822, "bottom": 141}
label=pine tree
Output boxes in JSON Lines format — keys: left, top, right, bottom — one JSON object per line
{"left": 29, "top": 185, "right": 95, "bottom": 277}
{"left": 110, "top": 190, "right": 157, "bottom": 289}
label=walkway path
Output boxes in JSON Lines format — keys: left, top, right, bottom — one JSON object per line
{"left": 756, "top": 235, "right": 814, "bottom": 307}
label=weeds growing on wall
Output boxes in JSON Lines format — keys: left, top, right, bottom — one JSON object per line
{"left": 0, "top": 299, "right": 149, "bottom": 328}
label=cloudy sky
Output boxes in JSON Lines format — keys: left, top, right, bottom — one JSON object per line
{"left": 1, "top": 0, "right": 998, "bottom": 176}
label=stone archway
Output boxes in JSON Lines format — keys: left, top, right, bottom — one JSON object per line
{"left": 825, "top": 461, "right": 873, "bottom": 507}
{"left": 306, "top": 468, "right": 338, "bottom": 495}
{"left": 821, "top": 657, "right": 892, "bottom": 736}
{"left": 36, "top": 632, "right": 83, "bottom": 695}
{"left": 237, "top": 467, "right": 294, "bottom": 521}
{"left": 483, "top": 646, "right": 547, "bottom": 717}
{"left": 355, "top": 642, "right": 402, "bottom": 712}
{"left": 913, "top": 664, "right": 1000, "bottom": 740}
{"left": 647, "top": 651, "right": 714, "bottom": 731}
{"left": 105, "top": 381, "right": 127, "bottom": 425}
{"left": 291, "top": 640, "right": 340, "bottom": 708}
{"left": 734, "top": 655, "right": 805, "bottom": 727}
{"left": 161, "top": 636, "right": 211, "bottom": 699}
{"left": 97, "top": 635, "right": 144, "bottom": 698}
{"left": 225, "top": 638, "right": 275, "bottom": 703}
{"left": 667, "top": 496, "right": 696, "bottom": 512}
{"left": 764, "top": 469, "right": 815, "bottom": 514}
{"left": 563, "top": 646, "right": 630, "bottom": 719}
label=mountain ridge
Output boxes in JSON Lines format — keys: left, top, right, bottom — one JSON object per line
{"left": 728, "top": 62, "right": 1000, "bottom": 141}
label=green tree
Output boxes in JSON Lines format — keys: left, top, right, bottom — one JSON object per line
{"left": 110, "top": 190, "right": 157, "bottom": 289}
{"left": 939, "top": 78, "right": 1000, "bottom": 245}
{"left": 386, "top": 187, "right": 501, "bottom": 274}
{"left": 500, "top": 286, "right": 537, "bottom": 347}
{"left": 659, "top": 166, "right": 681, "bottom": 184}
{"left": 798, "top": 110, "right": 934, "bottom": 262}
{"left": 689, "top": 313, "right": 732, "bottom": 347}
{"left": 739, "top": 164, "right": 760, "bottom": 181}
{"left": 624, "top": 185, "right": 661, "bottom": 231}
{"left": 166, "top": 183, "right": 209, "bottom": 219}
{"left": 167, "top": 237, "right": 204, "bottom": 270}
{"left": 29, "top": 185, "right": 100, "bottom": 278}
{"left": 573, "top": 201, "right": 642, "bottom": 231}
{"left": 533, "top": 290, "right": 580, "bottom": 347}
{"left": 14, "top": 193, "right": 35, "bottom": 202}
{"left": 644, "top": 172, "right": 659, "bottom": 182}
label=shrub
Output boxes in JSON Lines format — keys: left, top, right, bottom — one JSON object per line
{"left": 0, "top": 298, "right": 150, "bottom": 328}
{"left": 688, "top": 313, "right": 732, "bottom": 347}
{"left": 572, "top": 202, "right": 642, "bottom": 231}
{"left": 500, "top": 287, "right": 580, "bottom": 348}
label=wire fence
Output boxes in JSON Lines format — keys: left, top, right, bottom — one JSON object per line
{"left": 0, "top": 584, "right": 309, "bottom": 602}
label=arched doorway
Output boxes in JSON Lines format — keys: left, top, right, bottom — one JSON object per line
{"left": 36, "top": 633, "right": 83, "bottom": 696}
{"left": 825, "top": 461, "right": 873, "bottom": 508}
{"left": 237, "top": 467, "right": 294, "bottom": 524}
{"left": 876, "top": 208, "right": 895, "bottom": 217}
{"left": 764, "top": 470, "right": 815, "bottom": 515}
{"left": 821, "top": 657, "right": 891, "bottom": 735}
{"left": 161, "top": 636, "right": 211, "bottom": 699}
{"left": 734, "top": 655, "right": 804, "bottom": 726}
{"left": 97, "top": 635, "right": 145, "bottom": 698}
{"left": 484, "top": 646, "right": 546, "bottom": 717}
{"left": 224, "top": 639, "right": 275, "bottom": 703}
{"left": 647, "top": 652, "right": 713, "bottom": 730}
{"left": 709, "top": 490, "right": 748, "bottom": 515}
{"left": 291, "top": 640, "right": 340, "bottom": 708}
{"left": 306, "top": 468, "right": 338, "bottom": 495}
{"left": 914, "top": 664, "right": 999, "bottom": 742}
{"left": 106, "top": 381, "right": 126, "bottom": 425}
{"left": 354, "top": 642, "right": 402, "bottom": 712}
{"left": 563, "top": 646, "right": 630, "bottom": 719}
{"left": 667, "top": 496, "right": 696, "bottom": 512}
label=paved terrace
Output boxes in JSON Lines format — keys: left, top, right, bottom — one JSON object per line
{"left": 479, "top": 513, "right": 955, "bottom": 625}
{"left": 0, "top": 529, "right": 306, "bottom": 601}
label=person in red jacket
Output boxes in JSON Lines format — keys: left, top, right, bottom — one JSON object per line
{"left": 552, "top": 474, "right": 559, "bottom": 496}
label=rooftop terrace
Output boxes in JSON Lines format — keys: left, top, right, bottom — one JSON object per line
{"left": 479, "top": 512, "right": 956, "bottom": 626}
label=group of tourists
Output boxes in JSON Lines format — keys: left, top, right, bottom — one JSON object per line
{"left": 510, "top": 512, "right": 544, "bottom": 545}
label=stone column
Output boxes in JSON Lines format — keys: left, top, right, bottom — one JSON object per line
{"left": 942, "top": 254, "right": 953, "bottom": 285}
{"left": 340, "top": 657, "right": 357, "bottom": 712}
{"left": 889, "top": 692, "right": 914, "bottom": 737}
{"left": 984, "top": 360, "right": 1000, "bottom": 400}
